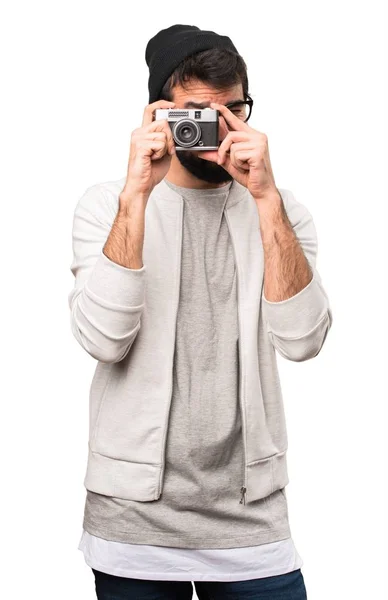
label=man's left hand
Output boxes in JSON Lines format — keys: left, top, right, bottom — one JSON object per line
{"left": 199, "top": 102, "right": 280, "bottom": 203}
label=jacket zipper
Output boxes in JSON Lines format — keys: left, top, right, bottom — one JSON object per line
{"left": 224, "top": 208, "right": 247, "bottom": 505}
{"left": 239, "top": 486, "right": 247, "bottom": 504}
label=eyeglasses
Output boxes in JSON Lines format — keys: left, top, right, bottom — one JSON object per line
{"left": 224, "top": 94, "right": 254, "bottom": 123}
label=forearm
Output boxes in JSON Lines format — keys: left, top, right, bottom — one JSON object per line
{"left": 103, "top": 192, "right": 148, "bottom": 270}
{"left": 69, "top": 185, "right": 148, "bottom": 363}
{"left": 258, "top": 189, "right": 332, "bottom": 362}
{"left": 258, "top": 192, "right": 313, "bottom": 302}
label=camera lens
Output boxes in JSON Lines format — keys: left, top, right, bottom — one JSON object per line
{"left": 181, "top": 126, "right": 192, "bottom": 139}
{"left": 172, "top": 119, "right": 201, "bottom": 148}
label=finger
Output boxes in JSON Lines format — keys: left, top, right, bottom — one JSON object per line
{"left": 211, "top": 102, "right": 251, "bottom": 132}
{"left": 229, "top": 141, "right": 256, "bottom": 156}
{"left": 218, "top": 132, "right": 252, "bottom": 164}
{"left": 143, "top": 132, "right": 167, "bottom": 141}
{"left": 143, "top": 131, "right": 176, "bottom": 156}
{"left": 230, "top": 141, "right": 261, "bottom": 170}
{"left": 144, "top": 120, "right": 175, "bottom": 154}
{"left": 230, "top": 149, "right": 253, "bottom": 171}
{"left": 135, "top": 140, "right": 168, "bottom": 160}
{"left": 142, "top": 100, "right": 176, "bottom": 127}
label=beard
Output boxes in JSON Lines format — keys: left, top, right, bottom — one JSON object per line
{"left": 175, "top": 150, "right": 233, "bottom": 185}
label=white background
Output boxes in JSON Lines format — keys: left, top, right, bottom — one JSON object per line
{"left": 1, "top": 1, "right": 386, "bottom": 598}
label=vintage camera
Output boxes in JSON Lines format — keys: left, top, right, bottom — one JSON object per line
{"left": 154, "top": 107, "right": 219, "bottom": 151}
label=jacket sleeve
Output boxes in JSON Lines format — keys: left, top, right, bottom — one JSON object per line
{"left": 68, "top": 184, "right": 146, "bottom": 364}
{"left": 261, "top": 189, "right": 333, "bottom": 362}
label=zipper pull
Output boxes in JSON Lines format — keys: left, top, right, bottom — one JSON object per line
{"left": 239, "top": 486, "right": 246, "bottom": 505}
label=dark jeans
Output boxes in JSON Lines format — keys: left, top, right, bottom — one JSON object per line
{"left": 92, "top": 567, "right": 307, "bottom": 599}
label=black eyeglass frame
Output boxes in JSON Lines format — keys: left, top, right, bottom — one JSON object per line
{"left": 224, "top": 94, "right": 254, "bottom": 123}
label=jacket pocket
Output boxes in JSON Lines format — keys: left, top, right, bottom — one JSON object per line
{"left": 246, "top": 449, "right": 289, "bottom": 501}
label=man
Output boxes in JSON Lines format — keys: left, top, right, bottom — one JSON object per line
{"left": 69, "top": 24, "right": 332, "bottom": 600}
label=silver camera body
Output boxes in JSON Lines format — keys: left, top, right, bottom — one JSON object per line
{"left": 154, "top": 107, "right": 219, "bottom": 151}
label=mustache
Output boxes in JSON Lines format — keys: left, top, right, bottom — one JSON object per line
{"left": 175, "top": 150, "right": 233, "bottom": 184}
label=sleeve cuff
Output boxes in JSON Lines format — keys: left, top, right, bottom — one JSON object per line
{"left": 85, "top": 249, "right": 146, "bottom": 307}
{"left": 262, "top": 271, "right": 329, "bottom": 339}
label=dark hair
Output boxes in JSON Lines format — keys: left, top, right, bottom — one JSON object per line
{"left": 159, "top": 47, "right": 249, "bottom": 101}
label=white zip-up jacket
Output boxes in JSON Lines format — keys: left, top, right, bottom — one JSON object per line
{"left": 68, "top": 176, "right": 332, "bottom": 505}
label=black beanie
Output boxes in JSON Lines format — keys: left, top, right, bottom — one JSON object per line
{"left": 145, "top": 24, "right": 239, "bottom": 104}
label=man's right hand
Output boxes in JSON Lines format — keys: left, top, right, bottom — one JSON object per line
{"left": 121, "top": 100, "right": 177, "bottom": 201}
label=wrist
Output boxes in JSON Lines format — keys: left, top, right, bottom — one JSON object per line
{"left": 120, "top": 179, "right": 151, "bottom": 202}
{"left": 119, "top": 190, "right": 149, "bottom": 214}
{"left": 257, "top": 193, "right": 284, "bottom": 224}
{"left": 254, "top": 188, "right": 282, "bottom": 208}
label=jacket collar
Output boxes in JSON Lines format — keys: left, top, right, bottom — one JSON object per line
{"left": 153, "top": 177, "right": 249, "bottom": 209}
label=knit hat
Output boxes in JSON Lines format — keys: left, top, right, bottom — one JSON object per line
{"left": 145, "top": 24, "right": 239, "bottom": 104}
